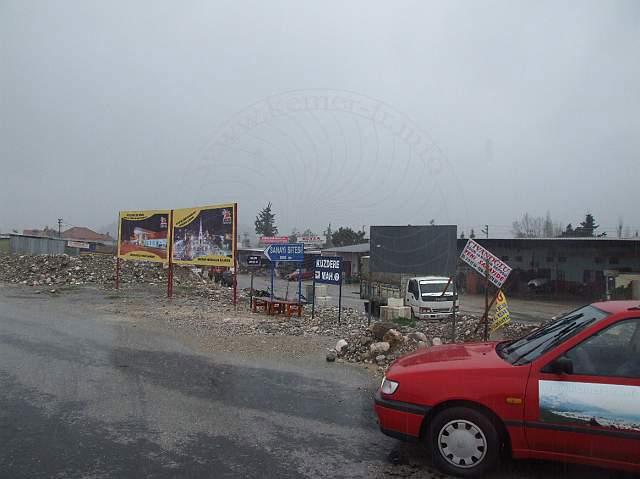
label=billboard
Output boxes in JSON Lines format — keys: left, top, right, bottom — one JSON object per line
{"left": 117, "top": 210, "right": 170, "bottom": 262}
{"left": 171, "top": 204, "right": 236, "bottom": 267}
{"left": 369, "top": 225, "right": 457, "bottom": 276}
{"left": 460, "top": 239, "right": 512, "bottom": 288}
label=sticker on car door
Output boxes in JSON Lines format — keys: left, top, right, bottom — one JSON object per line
{"left": 539, "top": 380, "right": 640, "bottom": 432}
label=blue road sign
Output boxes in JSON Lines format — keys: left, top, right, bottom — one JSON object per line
{"left": 264, "top": 243, "right": 304, "bottom": 262}
{"left": 314, "top": 256, "right": 343, "bottom": 285}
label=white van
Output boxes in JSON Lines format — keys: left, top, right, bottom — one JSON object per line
{"left": 405, "top": 276, "right": 459, "bottom": 319}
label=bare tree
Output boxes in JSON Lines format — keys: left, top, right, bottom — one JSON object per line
{"left": 514, "top": 212, "right": 563, "bottom": 238}
{"left": 513, "top": 213, "right": 544, "bottom": 238}
{"left": 616, "top": 217, "right": 624, "bottom": 239}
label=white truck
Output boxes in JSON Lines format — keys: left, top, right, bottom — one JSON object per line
{"left": 360, "top": 256, "right": 458, "bottom": 320}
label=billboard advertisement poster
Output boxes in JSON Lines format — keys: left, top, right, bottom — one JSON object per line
{"left": 117, "top": 210, "right": 170, "bottom": 262}
{"left": 171, "top": 204, "right": 236, "bottom": 266}
{"left": 460, "top": 239, "right": 512, "bottom": 288}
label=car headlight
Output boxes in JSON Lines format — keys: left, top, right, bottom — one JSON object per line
{"left": 380, "top": 377, "right": 399, "bottom": 395}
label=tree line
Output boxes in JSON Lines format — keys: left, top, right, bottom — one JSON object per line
{"left": 254, "top": 202, "right": 367, "bottom": 247}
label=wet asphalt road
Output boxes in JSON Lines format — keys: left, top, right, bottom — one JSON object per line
{"left": 0, "top": 287, "right": 397, "bottom": 478}
{"left": 0, "top": 286, "right": 632, "bottom": 479}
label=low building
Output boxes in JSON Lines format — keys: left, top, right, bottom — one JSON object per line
{"left": 461, "top": 237, "right": 640, "bottom": 298}
{"left": 62, "top": 227, "right": 113, "bottom": 244}
{"left": 318, "top": 237, "right": 640, "bottom": 298}
{"left": 321, "top": 243, "right": 370, "bottom": 277}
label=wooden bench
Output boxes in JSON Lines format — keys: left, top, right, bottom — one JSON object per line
{"left": 251, "top": 297, "right": 303, "bottom": 317}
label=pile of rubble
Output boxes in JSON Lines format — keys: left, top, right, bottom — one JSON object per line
{"left": 0, "top": 253, "right": 203, "bottom": 289}
{"left": 325, "top": 315, "right": 538, "bottom": 369}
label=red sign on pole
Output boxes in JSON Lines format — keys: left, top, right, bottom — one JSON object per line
{"left": 259, "top": 236, "right": 289, "bottom": 244}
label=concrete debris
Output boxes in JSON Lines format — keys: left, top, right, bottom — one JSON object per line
{"left": 335, "top": 339, "right": 348, "bottom": 354}
{"left": 0, "top": 253, "right": 199, "bottom": 289}
{"left": 407, "top": 331, "right": 428, "bottom": 344}
{"left": 369, "top": 321, "right": 398, "bottom": 340}
{"left": 0, "top": 253, "right": 540, "bottom": 372}
{"left": 326, "top": 349, "right": 337, "bottom": 362}
{"left": 370, "top": 342, "right": 391, "bottom": 355}
{"left": 382, "top": 328, "right": 403, "bottom": 346}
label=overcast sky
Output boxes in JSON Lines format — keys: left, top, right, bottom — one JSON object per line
{"left": 1, "top": 0, "right": 639, "bottom": 238}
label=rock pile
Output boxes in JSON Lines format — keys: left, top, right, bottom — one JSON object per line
{"left": 0, "top": 253, "right": 203, "bottom": 289}
{"left": 328, "top": 314, "right": 538, "bottom": 369}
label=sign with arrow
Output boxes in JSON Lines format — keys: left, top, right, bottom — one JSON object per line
{"left": 263, "top": 243, "right": 304, "bottom": 262}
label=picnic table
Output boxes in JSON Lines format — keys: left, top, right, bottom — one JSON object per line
{"left": 251, "top": 297, "right": 303, "bottom": 317}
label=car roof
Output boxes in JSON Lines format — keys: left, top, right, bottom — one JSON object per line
{"left": 591, "top": 300, "right": 640, "bottom": 314}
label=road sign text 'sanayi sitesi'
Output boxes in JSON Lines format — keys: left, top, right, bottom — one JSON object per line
{"left": 263, "top": 243, "right": 304, "bottom": 262}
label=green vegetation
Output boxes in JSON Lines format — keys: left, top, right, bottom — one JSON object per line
{"left": 393, "top": 316, "right": 416, "bottom": 328}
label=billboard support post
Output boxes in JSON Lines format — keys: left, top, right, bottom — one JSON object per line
{"left": 249, "top": 271, "right": 254, "bottom": 308}
{"left": 115, "top": 257, "right": 120, "bottom": 290}
{"left": 338, "top": 278, "right": 343, "bottom": 325}
{"left": 270, "top": 262, "right": 275, "bottom": 301}
{"left": 297, "top": 262, "right": 302, "bottom": 303}
{"left": 483, "top": 260, "right": 490, "bottom": 341}
{"left": 311, "top": 274, "right": 316, "bottom": 319}
{"left": 233, "top": 203, "right": 238, "bottom": 309}
{"left": 167, "top": 209, "right": 174, "bottom": 300}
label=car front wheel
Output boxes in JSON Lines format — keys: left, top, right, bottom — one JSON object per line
{"left": 428, "top": 407, "right": 500, "bottom": 477}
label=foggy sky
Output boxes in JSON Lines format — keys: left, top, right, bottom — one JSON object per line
{"left": 1, "top": 0, "right": 639, "bottom": 239}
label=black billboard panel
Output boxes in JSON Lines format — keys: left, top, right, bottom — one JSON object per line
{"left": 369, "top": 225, "right": 457, "bottom": 276}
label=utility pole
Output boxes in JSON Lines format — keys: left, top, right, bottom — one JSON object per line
{"left": 58, "top": 218, "right": 63, "bottom": 238}
{"left": 482, "top": 224, "right": 489, "bottom": 238}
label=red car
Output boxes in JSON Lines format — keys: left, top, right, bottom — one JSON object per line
{"left": 375, "top": 301, "right": 640, "bottom": 476}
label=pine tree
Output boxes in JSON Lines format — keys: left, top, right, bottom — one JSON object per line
{"left": 577, "top": 213, "right": 599, "bottom": 237}
{"left": 254, "top": 202, "right": 278, "bottom": 236}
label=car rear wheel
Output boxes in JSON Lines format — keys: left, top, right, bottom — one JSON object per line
{"left": 428, "top": 407, "right": 500, "bottom": 477}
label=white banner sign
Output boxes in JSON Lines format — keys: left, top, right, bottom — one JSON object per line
{"left": 300, "top": 235, "right": 323, "bottom": 245}
{"left": 67, "top": 240, "right": 90, "bottom": 249}
{"left": 460, "top": 239, "right": 512, "bottom": 288}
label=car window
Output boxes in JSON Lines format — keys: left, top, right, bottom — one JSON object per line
{"left": 501, "top": 305, "right": 609, "bottom": 365}
{"left": 565, "top": 318, "right": 640, "bottom": 378}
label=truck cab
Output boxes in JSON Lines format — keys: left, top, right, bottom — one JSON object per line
{"left": 405, "top": 276, "right": 458, "bottom": 320}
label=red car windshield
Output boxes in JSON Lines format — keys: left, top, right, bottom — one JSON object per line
{"left": 498, "top": 305, "right": 609, "bottom": 365}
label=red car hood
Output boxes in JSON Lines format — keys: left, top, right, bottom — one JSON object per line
{"left": 392, "top": 341, "right": 509, "bottom": 372}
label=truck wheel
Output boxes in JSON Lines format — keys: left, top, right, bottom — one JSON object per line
{"left": 428, "top": 407, "right": 500, "bottom": 477}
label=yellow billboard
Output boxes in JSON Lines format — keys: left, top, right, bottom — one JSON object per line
{"left": 117, "top": 210, "right": 171, "bottom": 263}
{"left": 171, "top": 203, "right": 236, "bottom": 267}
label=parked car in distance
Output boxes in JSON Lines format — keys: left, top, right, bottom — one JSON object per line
{"left": 375, "top": 301, "right": 640, "bottom": 476}
{"left": 286, "top": 269, "right": 314, "bottom": 281}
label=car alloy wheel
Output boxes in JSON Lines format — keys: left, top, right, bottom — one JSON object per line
{"left": 437, "top": 419, "right": 487, "bottom": 468}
